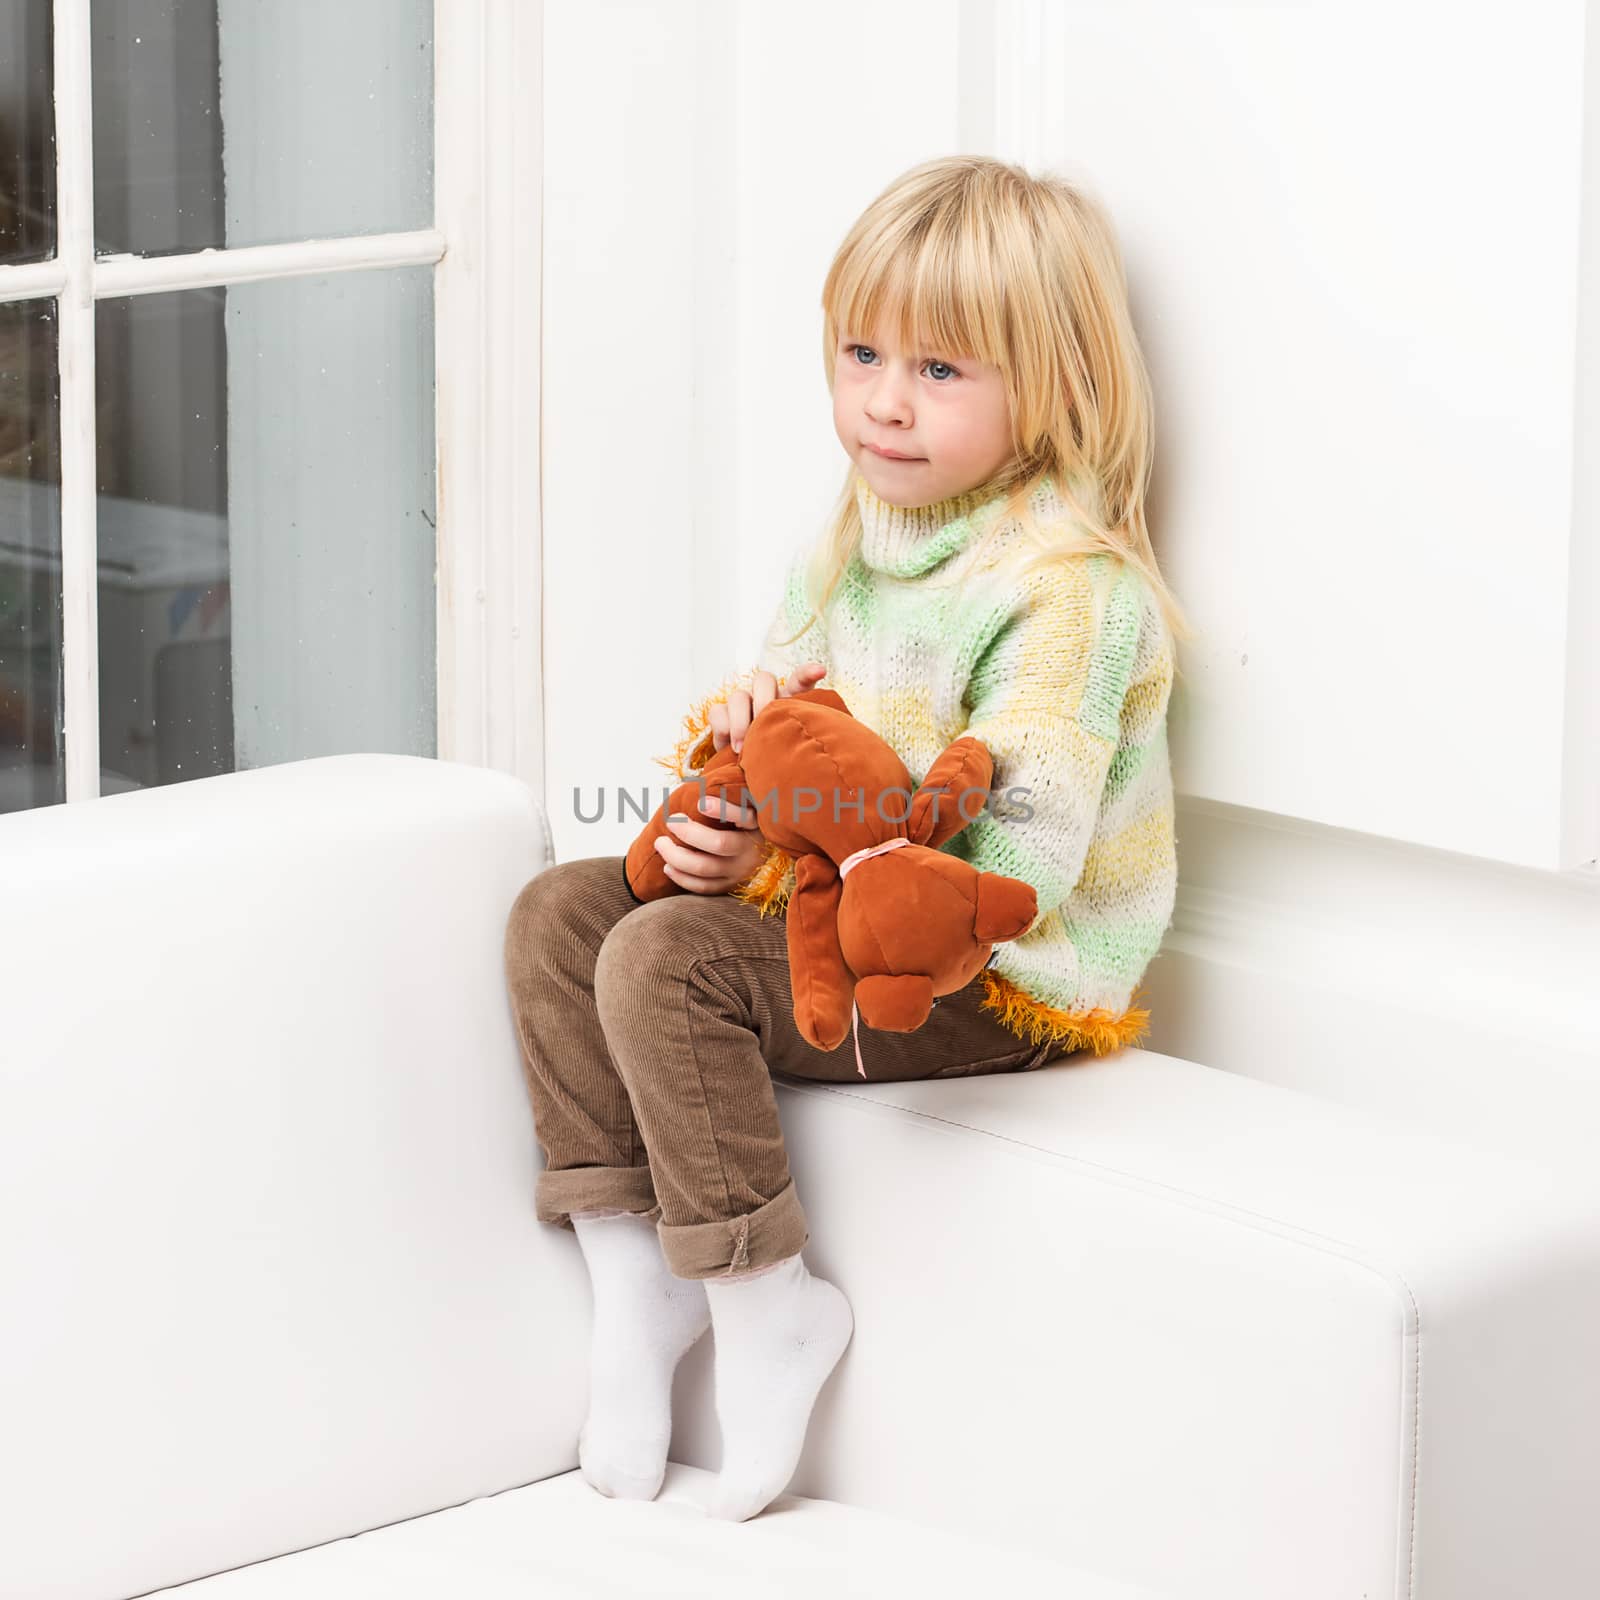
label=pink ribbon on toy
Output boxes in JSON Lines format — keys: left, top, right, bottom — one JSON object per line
{"left": 836, "top": 836, "right": 913, "bottom": 1078}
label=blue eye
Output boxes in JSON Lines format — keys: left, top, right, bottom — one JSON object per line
{"left": 844, "top": 345, "right": 959, "bottom": 381}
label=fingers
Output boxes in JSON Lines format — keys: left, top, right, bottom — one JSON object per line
{"left": 657, "top": 804, "right": 754, "bottom": 864}
{"left": 711, "top": 662, "right": 828, "bottom": 756}
{"left": 747, "top": 660, "right": 827, "bottom": 735}
{"left": 659, "top": 815, "right": 765, "bottom": 895}
{"left": 690, "top": 790, "right": 760, "bottom": 828}
{"left": 660, "top": 857, "right": 744, "bottom": 894}
{"left": 750, "top": 669, "right": 781, "bottom": 725}
{"left": 710, "top": 690, "right": 754, "bottom": 753}
{"left": 787, "top": 660, "right": 827, "bottom": 693}
{"left": 656, "top": 835, "right": 725, "bottom": 882}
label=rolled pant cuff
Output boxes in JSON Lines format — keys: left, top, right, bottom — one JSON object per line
{"left": 657, "top": 1177, "right": 810, "bottom": 1280}
{"left": 536, "top": 1164, "right": 661, "bottom": 1231}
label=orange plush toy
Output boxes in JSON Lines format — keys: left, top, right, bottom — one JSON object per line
{"left": 625, "top": 688, "right": 1038, "bottom": 1075}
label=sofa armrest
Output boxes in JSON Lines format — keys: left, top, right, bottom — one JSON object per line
{"left": 0, "top": 755, "right": 576, "bottom": 1600}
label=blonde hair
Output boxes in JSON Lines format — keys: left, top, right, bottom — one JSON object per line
{"left": 777, "top": 154, "right": 1193, "bottom": 672}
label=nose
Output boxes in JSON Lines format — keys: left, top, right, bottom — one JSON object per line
{"left": 863, "top": 364, "right": 913, "bottom": 428}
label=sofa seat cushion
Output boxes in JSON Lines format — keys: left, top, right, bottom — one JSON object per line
{"left": 143, "top": 1463, "right": 1178, "bottom": 1599}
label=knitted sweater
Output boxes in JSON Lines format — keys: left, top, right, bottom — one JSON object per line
{"left": 654, "top": 468, "right": 1178, "bottom": 1057}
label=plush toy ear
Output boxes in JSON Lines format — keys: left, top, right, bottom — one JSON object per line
{"left": 906, "top": 736, "right": 995, "bottom": 848}
{"left": 972, "top": 869, "right": 1038, "bottom": 943}
{"left": 786, "top": 853, "right": 856, "bottom": 1052}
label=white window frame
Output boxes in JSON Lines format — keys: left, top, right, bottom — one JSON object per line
{"left": 0, "top": 0, "right": 544, "bottom": 806}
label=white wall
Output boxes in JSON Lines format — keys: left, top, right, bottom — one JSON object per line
{"left": 543, "top": 0, "right": 979, "bottom": 864}
{"left": 541, "top": 0, "right": 1600, "bottom": 1154}
{"left": 1108, "top": 2, "right": 1592, "bottom": 874}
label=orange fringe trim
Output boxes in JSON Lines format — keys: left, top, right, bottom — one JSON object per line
{"left": 730, "top": 842, "right": 796, "bottom": 918}
{"left": 978, "top": 970, "right": 1152, "bottom": 1057}
{"left": 650, "top": 675, "right": 753, "bottom": 780}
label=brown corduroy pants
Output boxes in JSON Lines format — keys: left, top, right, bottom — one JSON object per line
{"left": 502, "top": 853, "right": 1071, "bottom": 1280}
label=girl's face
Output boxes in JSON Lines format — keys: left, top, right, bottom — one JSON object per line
{"left": 832, "top": 319, "right": 1015, "bottom": 508}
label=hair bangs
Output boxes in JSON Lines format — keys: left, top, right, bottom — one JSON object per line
{"left": 826, "top": 208, "right": 1003, "bottom": 367}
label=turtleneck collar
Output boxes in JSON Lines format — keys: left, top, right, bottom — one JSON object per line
{"left": 854, "top": 468, "right": 1015, "bottom": 579}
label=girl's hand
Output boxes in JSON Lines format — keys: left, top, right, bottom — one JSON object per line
{"left": 655, "top": 791, "right": 766, "bottom": 895}
{"left": 710, "top": 661, "right": 827, "bottom": 755}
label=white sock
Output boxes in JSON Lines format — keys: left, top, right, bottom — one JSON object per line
{"left": 701, "top": 1251, "right": 855, "bottom": 1521}
{"left": 570, "top": 1209, "right": 712, "bottom": 1500}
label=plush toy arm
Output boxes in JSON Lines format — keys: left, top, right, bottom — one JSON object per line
{"left": 906, "top": 736, "right": 995, "bottom": 849}
{"left": 972, "top": 869, "right": 1038, "bottom": 943}
{"left": 785, "top": 852, "right": 856, "bottom": 1052}
{"left": 624, "top": 743, "right": 750, "bottom": 901}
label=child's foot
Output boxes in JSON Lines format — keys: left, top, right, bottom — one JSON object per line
{"left": 570, "top": 1209, "right": 712, "bottom": 1500}
{"left": 701, "top": 1251, "right": 854, "bottom": 1521}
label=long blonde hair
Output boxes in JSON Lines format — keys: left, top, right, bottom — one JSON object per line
{"left": 778, "top": 155, "right": 1193, "bottom": 670}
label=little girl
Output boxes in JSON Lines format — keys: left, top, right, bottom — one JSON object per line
{"left": 503, "top": 154, "right": 1188, "bottom": 1524}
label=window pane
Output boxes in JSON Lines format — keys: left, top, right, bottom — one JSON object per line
{"left": 1, "top": 0, "right": 56, "bottom": 265}
{"left": 95, "top": 266, "right": 436, "bottom": 795}
{"left": 0, "top": 297, "right": 63, "bottom": 813}
{"left": 91, "top": 0, "right": 433, "bottom": 259}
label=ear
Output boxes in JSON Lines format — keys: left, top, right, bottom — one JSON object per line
{"left": 972, "top": 869, "right": 1038, "bottom": 943}
{"left": 906, "top": 736, "right": 995, "bottom": 848}
{"left": 785, "top": 853, "right": 856, "bottom": 1051}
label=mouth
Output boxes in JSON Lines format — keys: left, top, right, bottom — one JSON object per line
{"left": 863, "top": 441, "right": 923, "bottom": 462}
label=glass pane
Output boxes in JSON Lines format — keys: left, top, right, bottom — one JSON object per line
{"left": 0, "top": 297, "right": 64, "bottom": 813}
{"left": 95, "top": 265, "right": 436, "bottom": 795}
{"left": 91, "top": 0, "right": 433, "bottom": 259}
{"left": 1, "top": 0, "right": 57, "bottom": 265}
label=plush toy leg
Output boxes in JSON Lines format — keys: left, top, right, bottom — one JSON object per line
{"left": 786, "top": 854, "right": 855, "bottom": 1051}
{"left": 852, "top": 971, "right": 936, "bottom": 1031}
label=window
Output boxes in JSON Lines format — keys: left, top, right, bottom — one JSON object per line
{"left": 0, "top": 0, "right": 446, "bottom": 812}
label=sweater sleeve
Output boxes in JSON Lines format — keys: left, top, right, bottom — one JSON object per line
{"left": 953, "top": 557, "right": 1149, "bottom": 923}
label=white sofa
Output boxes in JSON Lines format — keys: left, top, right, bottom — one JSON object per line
{"left": 3, "top": 753, "right": 1596, "bottom": 1600}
